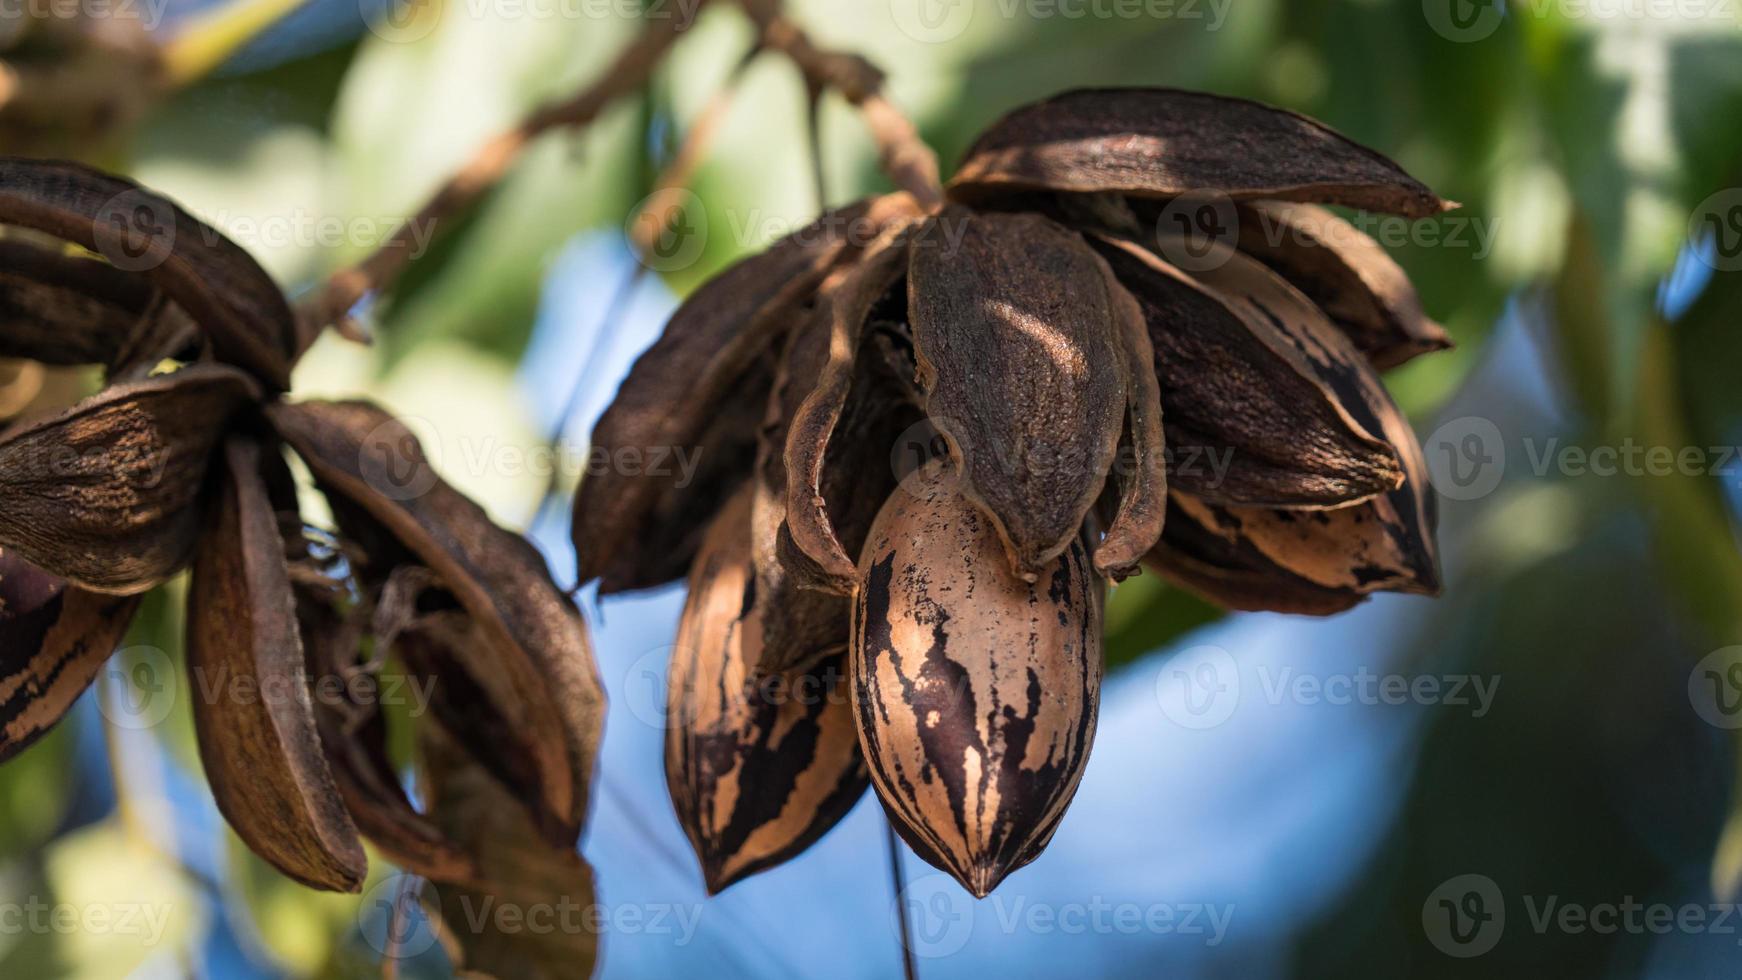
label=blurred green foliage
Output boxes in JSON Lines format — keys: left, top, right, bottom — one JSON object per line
{"left": 10, "top": 0, "right": 1742, "bottom": 974}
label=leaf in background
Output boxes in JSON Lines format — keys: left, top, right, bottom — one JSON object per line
{"left": 332, "top": 0, "right": 645, "bottom": 365}
{"left": 1529, "top": 12, "right": 1742, "bottom": 422}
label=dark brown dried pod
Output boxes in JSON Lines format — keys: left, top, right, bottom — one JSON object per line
{"left": 1089, "top": 234, "right": 1404, "bottom": 507}
{"left": 783, "top": 217, "right": 925, "bottom": 592}
{"left": 1153, "top": 238, "right": 1439, "bottom": 598}
{"left": 907, "top": 205, "right": 1129, "bottom": 579}
{"left": 0, "top": 364, "right": 258, "bottom": 594}
{"left": 1231, "top": 201, "right": 1452, "bottom": 370}
{"left": 0, "top": 548, "right": 140, "bottom": 762}
{"left": 186, "top": 437, "right": 367, "bottom": 892}
{"left": 748, "top": 276, "right": 924, "bottom": 674}
{"left": 1143, "top": 494, "right": 1367, "bottom": 616}
{"left": 574, "top": 195, "right": 922, "bottom": 593}
{"left": 0, "top": 158, "right": 297, "bottom": 388}
{"left": 296, "top": 586, "right": 481, "bottom": 885}
{"left": 667, "top": 486, "right": 869, "bottom": 892}
{"left": 270, "top": 399, "right": 605, "bottom": 842}
{"left": 949, "top": 88, "right": 1451, "bottom": 218}
{"left": 853, "top": 462, "right": 1103, "bottom": 898}
{"left": 0, "top": 237, "right": 155, "bottom": 367}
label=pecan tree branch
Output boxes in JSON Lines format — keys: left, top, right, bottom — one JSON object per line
{"left": 297, "top": 5, "right": 704, "bottom": 349}
{"left": 735, "top": 0, "right": 944, "bottom": 210}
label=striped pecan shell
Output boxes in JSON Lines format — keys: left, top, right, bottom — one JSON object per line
{"left": 852, "top": 462, "right": 1103, "bottom": 897}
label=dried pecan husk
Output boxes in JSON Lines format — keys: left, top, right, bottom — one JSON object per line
{"left": 666, "top": 486, "right": 868, "bottom": 893}
{"left": 852, "top": 462, "right": 1102, "bottom": 898}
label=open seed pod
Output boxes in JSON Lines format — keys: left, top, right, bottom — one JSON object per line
{"left": 580, "top": 86, "right": 1453, "bottom": 896}
{"left": 852, "top": 461, "right": 1104, "bottom": 897}
{"left": 666, "top": 485, "right": 869, "bottom": 892}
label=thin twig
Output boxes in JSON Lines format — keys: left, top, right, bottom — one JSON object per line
{"left": 735, "top": 0, "right": 943, "bottom": 210}
{"left": 536, "top": 46, "right": 760, "bottom": 532}
{"left": 296, "top": 5, "right": 705, "bottom": 348}
{"left": 886, "top": 819, "right": 919, "bottom": 980}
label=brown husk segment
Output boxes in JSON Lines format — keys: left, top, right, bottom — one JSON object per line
{"left": 295, "top": 587, "right": 480, "bottom": 885}
{"left": 749, "top": 275, "right": 923, "bottom": 672}
{"left": 0, "top": 548, "right": 140, "bottom": 762}
{"left": 419, "top": 724, "right": 599, "bottom": 979}
{"left": 1089, "top": 235, "right": 1404, "bottom": 507}
{"left": 574, "top": 195, "right": 921, "bottom": 591}
{"left": 907, "top": 206, "right": 1126, "bottom": 579}
{"left": 852, "top": 462, "right": 1103, "bottom": 898}
{"left": 1143, "top": 495, "right": 1366, "bottom": 615}
{"left": 0, "top": 364, "right": 259, "bottom": 594}
{"left": 595, "top": 385, "right": 769, "bottom": 594}
{"left": 1169, "top": 239, "right": 1439, "bottom": 596}
{"left": 783, "top": 218, "right": 924, "bottom": 591}
{"left": 0, "top": 238, "right": 155, "bottom": 366}
{"left": 666, "top": 486, "right": 869, "bottom": 893}
{"left": 186, "top": 437, "right": 366, "bottom": 892}
{"left": 748, "top": 300, "right": 855, "bottom": 673}
{"left": 267, "top": 399, "right": 603, "bottom": 841}
{"left": 947, "top": 89, "right": 1451, "bottom": 219}
{"left": 1091, "top": 258, "right": 1167, "bottom": 578}
{"left": 1230, "top": 201, "right": 1452, "bottom": 370}
{"left": 0, "top": 157, "right": 297, "bottom": 388}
